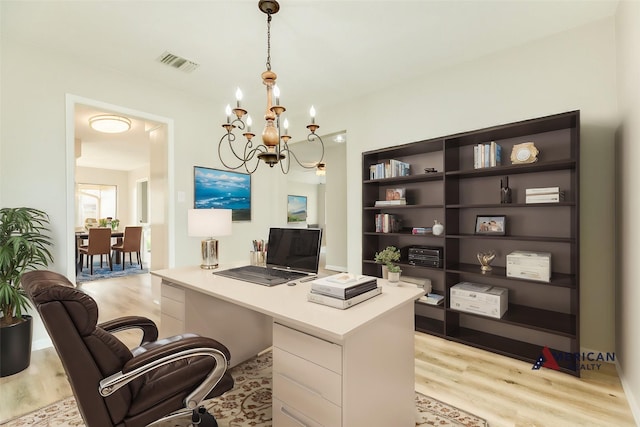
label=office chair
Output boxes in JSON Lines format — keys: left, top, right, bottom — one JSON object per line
{"left": 112, "top": 226, "right": 143, "bottom": 270}
{"left": 78, "top": 227, "right": 113, "bottom": 274}
{"left": 22, "top": 270, "right": 233, "bottom": 427}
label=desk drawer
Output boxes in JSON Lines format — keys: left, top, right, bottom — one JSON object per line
{"left": 273, "top": 323, "right": 342, "bottom": 374}
{"left": 273, "top": 374, "right": 342, "bottom": 427}
{"left": 161, "top": 283, "right": 185, "bottom": 302}
{"left": 273, "top": 398, "right": 326, "bottom": 427}
{"left": 161, "top": 296, "right": 184, "bottom": 321}
{"left": 273, "top": 346, "right": 341, "bottom": 406}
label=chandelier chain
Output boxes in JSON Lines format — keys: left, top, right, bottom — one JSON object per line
{"left": 266, "top": 14, "right": 272, "bottom": 71}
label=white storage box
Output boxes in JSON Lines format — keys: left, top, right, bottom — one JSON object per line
{"left": 506, "top": 251, "right": 551, "bottom": 282}
{"left": 450, "top": 282, "right": 508, "bottom": 319}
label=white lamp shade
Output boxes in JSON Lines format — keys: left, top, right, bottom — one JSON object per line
{"left": 188, "top": 209, "right": 232, "bottom": 237}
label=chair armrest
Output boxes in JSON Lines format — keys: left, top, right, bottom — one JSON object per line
{"left": 99, "top": 336, "right": 230, "bottom": 409}
{"left": 98, "top": 316, "right": 159, "bottom": 345}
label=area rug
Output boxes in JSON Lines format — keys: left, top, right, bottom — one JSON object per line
{"left": 2, "top": 351, "right": 487, "bottom": 427}
{"left": 76, "top": 261, "right": 149, "bottom": 284}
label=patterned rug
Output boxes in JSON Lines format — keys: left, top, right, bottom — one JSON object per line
{"left": 76, "top": 261, "right": 149, "bottom": 284}
{"left": 2, "top": 351, "right": 487, "bottom": 427}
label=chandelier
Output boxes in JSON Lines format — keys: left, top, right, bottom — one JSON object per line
{"left": 218, "top": 0, "right": 325, "bottom": 174}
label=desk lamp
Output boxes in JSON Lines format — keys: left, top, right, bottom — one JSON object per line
{"left": 188, "top": 209, "right": 232, "bottom": 269}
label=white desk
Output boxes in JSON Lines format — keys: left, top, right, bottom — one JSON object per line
{"left": 152, "top": 266, "right": 424, "bottom": 427}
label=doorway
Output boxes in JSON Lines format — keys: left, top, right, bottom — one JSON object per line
{"left": 67, "top": 95, "right": 173, "bottom": 301}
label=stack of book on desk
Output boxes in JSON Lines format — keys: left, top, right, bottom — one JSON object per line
{"left": 308, "top": 273, "right": 381, "bottom": 309}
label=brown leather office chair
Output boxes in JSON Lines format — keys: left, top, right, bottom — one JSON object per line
{"left": 78, "top": 227, "right": 113, "bottom": 274}
{"left": 22, "top": 270, "right": 233, "bottom": 427}
{"left": 111, "top": 226, "right": 143, "bottom": 270}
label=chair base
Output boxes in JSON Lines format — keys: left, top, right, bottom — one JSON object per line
{"left": 145, "top": 406, "right": 218, "bottom": 427}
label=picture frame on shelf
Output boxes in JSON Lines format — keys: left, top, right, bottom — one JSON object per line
{"left": 475, "top": 215, "right": 506, "bottom": 235}
{"left": 194, "top": 166, "right": 251, "bottom": 221}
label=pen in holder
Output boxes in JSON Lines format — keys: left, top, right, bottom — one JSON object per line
{"left": 251, "top": 239, "right": 267, "bottom": 266}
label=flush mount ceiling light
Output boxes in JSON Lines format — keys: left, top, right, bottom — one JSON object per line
{"left": 89, "top": 114, "right": 132, "bottom": 133}
{"left": 316, "top": 162, "right": 326, "bottom": 176}
{"left": 218, "top": 0, "right": 324, "bottom": 174}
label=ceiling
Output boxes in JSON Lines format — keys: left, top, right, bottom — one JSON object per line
{"left": 2, "top": 1, "right": 618, "bottom": 172}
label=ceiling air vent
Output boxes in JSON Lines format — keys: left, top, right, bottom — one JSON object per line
{"left": 157, "top": 51, "right": 200, "bottom": 73}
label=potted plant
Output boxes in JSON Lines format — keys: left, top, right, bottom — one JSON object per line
{"left": 374, "top": 246, "right": 400, "bottom": 279}
{"left": 386, "top": 262, "right": 402, "bottom": 284}
{"left": 0, "top": 207, "right": 54, "bottom": 376}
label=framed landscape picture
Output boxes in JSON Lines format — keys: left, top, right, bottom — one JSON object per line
{"left": 287, "top": 195, "right": 307, "bottom": 223}
{"left": 194, "top": 166, "right": 251, "bottom": 221}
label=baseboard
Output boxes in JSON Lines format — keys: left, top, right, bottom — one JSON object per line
{"left": 616, "top": 360, "right": 640, "bottom": 426}
{"left": 32, "top": 337, "right": 53, "bottom": 351}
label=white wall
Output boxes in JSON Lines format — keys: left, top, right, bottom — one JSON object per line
{"left": 615, "top": 1, "right": 640, "bottom": 422}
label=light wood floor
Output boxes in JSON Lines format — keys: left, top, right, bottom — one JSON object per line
{"left": 0, "top": 273, "right": 636, "bottom": 426}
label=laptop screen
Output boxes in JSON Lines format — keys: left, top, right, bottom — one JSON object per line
{"left": 266, "top": 227, "right": 322, "bottom": 274}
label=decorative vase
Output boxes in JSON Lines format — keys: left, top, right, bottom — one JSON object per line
{"left": 500, "top": 176, "right": 512, "bottom": 204}
{"left": 0, "top": 315, "right": 33, "bottom": 377}
{"left": 388, "top": 271, "right": 400, "bottom": 284}
{"left": 433, "top": 220, "right": 444, "bottom": 236}
{"left": 381, "top": 264, "right": 389, "bottom": 279}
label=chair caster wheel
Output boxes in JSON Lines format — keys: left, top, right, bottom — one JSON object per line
{"left": 191, "top": 407, "right": 218, "bottom": 427}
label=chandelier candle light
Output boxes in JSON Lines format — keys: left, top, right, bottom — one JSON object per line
{"left": 218, "top": 0, "right": 325, "bottom": 174}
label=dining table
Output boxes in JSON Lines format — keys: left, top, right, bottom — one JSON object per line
{"left": 75, "top": 230, "right": 124, "bottom": 274}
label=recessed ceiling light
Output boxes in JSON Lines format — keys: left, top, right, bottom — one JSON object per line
{"left": 89, "top": 115, "right": 131, "bottom": 133}
{"left": 333, "top": 134, "right": 346, "bottom": 143}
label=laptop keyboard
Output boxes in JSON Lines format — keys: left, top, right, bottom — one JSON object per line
{"left": 212, "top": 265, "right": 310, "bottom": 286}
{"left": 240, "top": 265, "right": 307, "bottom": 280}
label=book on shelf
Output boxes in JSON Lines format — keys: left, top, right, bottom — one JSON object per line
{"left": 473, "top": 141, "right": 502, "bottom": 169}
{"left": 411, "top": 227, "right": 433, "bottom": 235}
{"left": 369, "top": 159, "right": 411, "bottom": 179}
{"left": 308, "top": 287, "right": 382, "bottom": 309}
{"left": 374, "top": 199, "right": 407, "bottom": 206}
{"left": 375, "top": 213, "right": 401, "bottom": 233}
{"left": 419, "top": 293, "right": 444, "bottom": 305}
{"left": 525, "top": 187, "right": 565, "bottom": 204}
{"left": 311, "top": 274, "right": 378, "bottom": 299}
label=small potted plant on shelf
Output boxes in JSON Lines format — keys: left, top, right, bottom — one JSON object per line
{"left": 386, "top": 262, "right": 402, "bottom": 284}
{"left": 374, "top": 246, "right": 400, "bottom": 279}
{"left": 0, "top": 207, "right": 54, "bottom": 377}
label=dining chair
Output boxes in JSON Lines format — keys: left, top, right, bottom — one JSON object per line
{"left": 78, "top": 227, "right": 113, "bottom": 275}
{"left": 112, "top": 226, "right": 143, "bottom": 270}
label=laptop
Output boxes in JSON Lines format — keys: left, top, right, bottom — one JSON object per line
{"left": 213, "top": 227, "right": 322, "bottom": 286}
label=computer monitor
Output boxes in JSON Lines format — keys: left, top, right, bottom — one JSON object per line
{"left": 266, "top": 227, "right": 322, "bottom": 274}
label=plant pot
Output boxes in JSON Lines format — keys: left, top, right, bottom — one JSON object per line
{"left": 381, "top": 264, "right": 389, "bottom": 279}
{"left": 388, "top": 272, "right": 400, "bottom": 284}
{"left": 0, "top": 315, "right": 33, "bottom": 377}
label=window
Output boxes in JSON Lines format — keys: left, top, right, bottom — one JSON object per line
{"left": 76, "top": 183, "right": 117, "bottom": 227}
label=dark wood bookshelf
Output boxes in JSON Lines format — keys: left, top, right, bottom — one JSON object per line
{"left": 362, "top": 110, "right": 580, "bottom": 376}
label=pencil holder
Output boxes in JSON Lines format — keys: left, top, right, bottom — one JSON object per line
{"left": 250, "top": 251, "right": 266, "bottom": 266}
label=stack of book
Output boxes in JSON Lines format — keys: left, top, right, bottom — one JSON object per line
{"left": 525, "top": 187, "right": 565, "bottom": 204}
{"left": 308, "top": 273, "right": 381, "bottom": 309}
{"left": 473, "top": 141, "right": 502, "bottom": 169}
{"left": 374, "top": 188, "right": 407, "bottom": 206}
